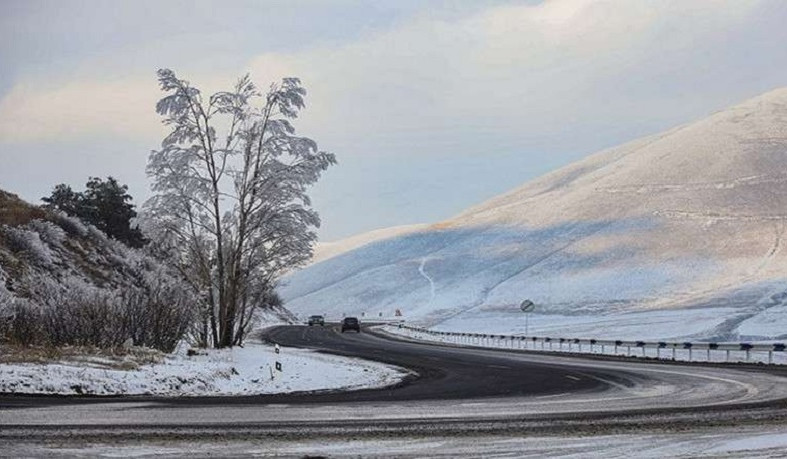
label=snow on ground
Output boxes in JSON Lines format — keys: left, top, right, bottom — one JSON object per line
{"left": 706, "top": 432, "right": 787, "bottom": 455}
{"left": 431, "top": 307, "right": 743, "bottom": 342}
{"left": 311, "top": 223, "right": 428, "bottom": 265}
{"left": 0, "top": 337, "right": 408, "bottom": 396}
{"left": 15, "top": 428, "right": 787, "bottom": 457}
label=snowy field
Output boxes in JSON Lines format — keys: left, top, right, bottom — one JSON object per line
{"left": 0, "top": 337, "right": 408, "bottom": 396}
{"left": 281, "top": 223, "right": 787, "bottom": 343}
{"left": 431, "top": 305, "right": 775, "bottom": 342}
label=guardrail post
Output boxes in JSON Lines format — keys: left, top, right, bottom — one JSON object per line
{"left": 741, "top": 343, "right": 752, "bottom": 363}
{"left": 706, "top": 349, "right": 710, "bottom": 361}
{"left": 769, "top": 350, "right": 773, "bottom": 365}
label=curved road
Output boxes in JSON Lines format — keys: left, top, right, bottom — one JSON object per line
{"left": 3, "top": 324, "right": 787, "bottom": 456}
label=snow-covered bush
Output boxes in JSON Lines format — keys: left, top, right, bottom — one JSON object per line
{"left": 86, "top": 224, "right": 109, "bottom": 245}
{"left": 122, "top": 271, "right": 196, "bottom": 352}
{"left": 1, "top": 226, "right": 54, "bottom": 267}
{"left": 0, "top": 285, "right": 14, "bottom": 341}
{"left": 49, "top": 211, "right": 89, "bottom": 238}
{"left": 27, "top": 219, "right": 66, "bottom": 248}
{"left": 0, "top": 192, "right": 198, "bottom": 353}
{"left": 1, "top": 273, "right": 195, "bottom": 352}
{"left": 33, "top": 277, "right": 121, "bottom": 348}
{"left": 8, "top": 298, "right": 42, "bottom": 346}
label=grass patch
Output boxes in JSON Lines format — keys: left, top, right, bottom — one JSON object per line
{"left": 0, "top": 191, "right": 47, "bottom": 227}
{"left": 0, "top": 344, "right": 165, "bottom": 370}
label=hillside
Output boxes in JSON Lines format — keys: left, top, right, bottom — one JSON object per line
{"left": 281, "top": 88, "right": 787, "bottom": 341}
{"left": 0, "top": 189, "right": 161, "bottom": 295}
{"left": 0, "top": 189, "right": 196, "bottom": 350}
{"left": 311, "top": 224, "right": 429, "bottom": 265}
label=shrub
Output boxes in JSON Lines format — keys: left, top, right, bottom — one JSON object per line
{"left": 1, "top": 226, "right": 54, "bottom": 267}
{"left": 122, "top": 273, "right": 195, "bottom": 352}
{"left": 49, "top": 211, "right": 89, "bottom": 238}
{"left": 9, "top": 299, "right": 42, "bottom": 346}
{"left": 1, "top": 275, "right": 195, "bottom": 352}
{"left": 28, "top": 219, "right": 67, "bottom": 247}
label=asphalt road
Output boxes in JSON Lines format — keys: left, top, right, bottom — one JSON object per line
{"left": 259, "top": 324, "right": 615, "bottom": 401}
{"left": 3, "top": 324, "right": 787, "bottom": 456}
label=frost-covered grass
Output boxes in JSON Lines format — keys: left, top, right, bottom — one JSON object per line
{"left": 0, "top": 339, "right": 408, "bottom": 396}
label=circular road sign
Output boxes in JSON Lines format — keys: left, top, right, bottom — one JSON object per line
{"left": 520, "top": 300, "right": 535, "bottom": 312}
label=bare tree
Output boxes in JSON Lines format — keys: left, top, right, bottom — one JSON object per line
{"left": 143, "top": 69, "right": 335, "bottom": 348}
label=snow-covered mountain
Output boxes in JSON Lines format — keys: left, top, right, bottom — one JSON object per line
{"left": 310, "top": 224, "right": 429, "bottom": 265}
{"left": 281, "top": 88, "right": 787, "bottom": 341}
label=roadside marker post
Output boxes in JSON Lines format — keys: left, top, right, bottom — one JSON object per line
{"left": 520, "top": 300, "right": 535, "bottom": 337}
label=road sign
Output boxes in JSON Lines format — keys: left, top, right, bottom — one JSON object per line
{"left": 520, "top": 300, "right": 535, "bottom": 336}
{"left": 275, "top": 361, "right": 282, "bottom": 372}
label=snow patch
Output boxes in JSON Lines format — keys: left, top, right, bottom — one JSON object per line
{"left": 0, "top": 340, "right": 408, "bottom": 396}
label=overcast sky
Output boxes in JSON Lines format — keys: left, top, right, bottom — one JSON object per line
{"left": 2, "top": 0, "right": 787, "bottom": 240}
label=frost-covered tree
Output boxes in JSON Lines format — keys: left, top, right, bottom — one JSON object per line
{"left": 143, "top": 69, "right": 335, "bottom": 348}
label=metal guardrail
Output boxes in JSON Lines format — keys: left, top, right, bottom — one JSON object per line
{"left": 387, "top": 324, "right": 786, "bottom": 365}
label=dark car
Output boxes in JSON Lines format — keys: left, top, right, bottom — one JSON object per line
{"left": 341, "top": 317, "right": 360, "bottom": 333}
{"left": 308, "top": 315, "right": 325, "bottom": 326}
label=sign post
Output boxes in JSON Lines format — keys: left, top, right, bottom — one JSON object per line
{"left": 520, "top": 300, "right": 535, "bottom": 336}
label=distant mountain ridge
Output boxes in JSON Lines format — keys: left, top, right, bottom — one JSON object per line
{"left": 281, "top": 88, "right": 787, "bottom": 341}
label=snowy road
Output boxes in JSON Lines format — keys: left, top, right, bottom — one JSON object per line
{"left": 2, "top": 324, "right": 787, "bottom": 457}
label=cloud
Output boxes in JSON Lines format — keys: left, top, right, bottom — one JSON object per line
{"left": 0, "top": 77, "right": 162, "bottom": 142}
{"left": 0, "top": 0, "right": 769, "bottom": 150}
{"left": 243, "top": 0, "right": 767, "bottom": 154}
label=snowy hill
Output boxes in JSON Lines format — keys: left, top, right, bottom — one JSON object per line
{"left": 311, "top": 224, "right": 429, "bottom": 265}
{"left": 281, "top": 89, "right": 787, "bottom": 342}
